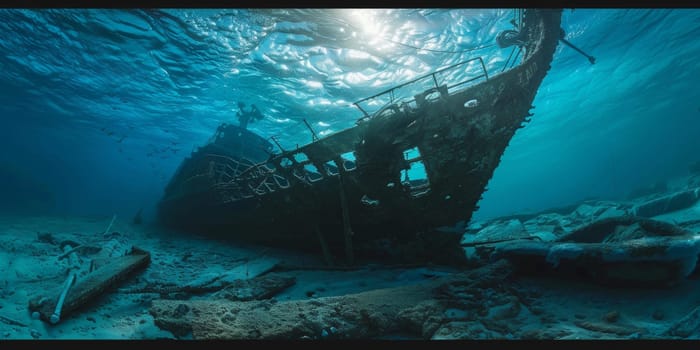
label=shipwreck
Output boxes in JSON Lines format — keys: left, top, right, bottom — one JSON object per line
{"left": 158, "top": 9, "right": 564, "bottom": 265}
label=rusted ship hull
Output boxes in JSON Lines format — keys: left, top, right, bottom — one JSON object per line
{"left": 158, "top": 9, "right": 563, "bottom": 264}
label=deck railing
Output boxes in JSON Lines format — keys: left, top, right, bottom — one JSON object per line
{"left": 352, "top": 56, "right": 489, "bottom": 119}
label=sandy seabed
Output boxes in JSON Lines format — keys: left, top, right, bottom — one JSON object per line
{"left": 1, "top": 190, "right": 700, "bottom": 340}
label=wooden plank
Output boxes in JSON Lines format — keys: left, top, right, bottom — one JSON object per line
{"left": 29, "top": 247, "right": 150, "bottom": 324}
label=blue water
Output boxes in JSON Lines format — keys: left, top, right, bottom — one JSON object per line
{"left": 0, "top": 9, "right": 698, "bottom": 222}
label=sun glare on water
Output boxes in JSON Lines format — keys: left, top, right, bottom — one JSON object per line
{"left": 346, "top": 9, "right": 392, "bottom": 50}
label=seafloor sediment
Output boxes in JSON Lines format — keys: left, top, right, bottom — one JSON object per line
{"left": 1, "top": 173, "right": 700, "bottom": 340}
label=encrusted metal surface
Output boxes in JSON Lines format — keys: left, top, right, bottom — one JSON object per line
{"left": 158, "top": 10, "right": 563, "bottom": 264}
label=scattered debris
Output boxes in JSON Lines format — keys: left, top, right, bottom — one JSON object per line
{"left": 666, "top": 305, "right": 700, "bottom": 338}
{"left": 29, "top": 328, "right": 41, "bottom": 339}
{"left": 633, "top": 188, "right": 699, "bottom": 218}
{"left": 28, "top": 247, "right": 150, "bottom": 324}
{"left": 57, "top": 244, "right": 102, "bottom": 261}
{"left": 0, "top": 314, "right": 28, "bottom": 327}
{"left": 36, "top": 232, "right": 57, "bottom": 245}
{"left": 488, "top": 216, "right": 700, "bottom": 287}
{"left": 574, "top": 320, "right": 646, "bottom": 336}
{"left": 603, "top": 310, "right": 620, "bottom": 323}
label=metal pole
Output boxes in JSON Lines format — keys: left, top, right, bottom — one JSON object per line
{"left": 314, "top": 225, "right": 334, "bottom": 267}
{"left": 50, "top": 273, "right": 76, "bottom": 324}
{"left": 302, "top": 119, "right": 319, "bottom": 142}
{"left": 335, "top": 159, "right": 354, "bottom": 266}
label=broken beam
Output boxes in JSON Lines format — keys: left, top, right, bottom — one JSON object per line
{"left": 29, "top": 247, "right": 151, "bottom": 324}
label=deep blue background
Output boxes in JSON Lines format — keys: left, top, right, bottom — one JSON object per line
{"left": 0, "top": 9, "right": 698, "bottom": 222}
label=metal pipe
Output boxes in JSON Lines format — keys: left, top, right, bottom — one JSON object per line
{"left": 50, "top": 273, "right": 76, "bottom": 324}
{"left": 103, "top": 214, "right": 116, "bottom": 237}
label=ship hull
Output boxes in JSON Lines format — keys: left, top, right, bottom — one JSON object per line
{"left": 158, "top": 9, "right": 563, "bottom": 265}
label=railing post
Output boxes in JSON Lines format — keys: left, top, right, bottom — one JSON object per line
{"left": 353, "top": 57, "right": 489, "bottom": 118}
{"left": 353, "top": 102, "right": 370, "bottom": 119}
{"left": 479, "top": 57, "right": 489, "bottom": 80}
{"left": 269, "top": 136, "right": 286, "bottom": 153}
{"left": 432, "top": 73, "right": 439, "bottom": 89}
{"left": 302, "top": 119, "right": 319, "bottom": 142}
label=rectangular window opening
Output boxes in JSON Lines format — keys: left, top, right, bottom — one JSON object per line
{"left": 304, "top": 164, "right": 323, "bottom": 182}
{"left": 401, "top": 147, "right": 430, "bottom": 198}
{"left": 340, "top": 151, "right": 356, "bottom": 171}
{"left": 324, "top": 160, "right": 339, "bottom": 176}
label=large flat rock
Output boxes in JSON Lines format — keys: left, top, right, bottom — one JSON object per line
{"left": 150, "top": 260, "right": 512, "bottom": 339}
